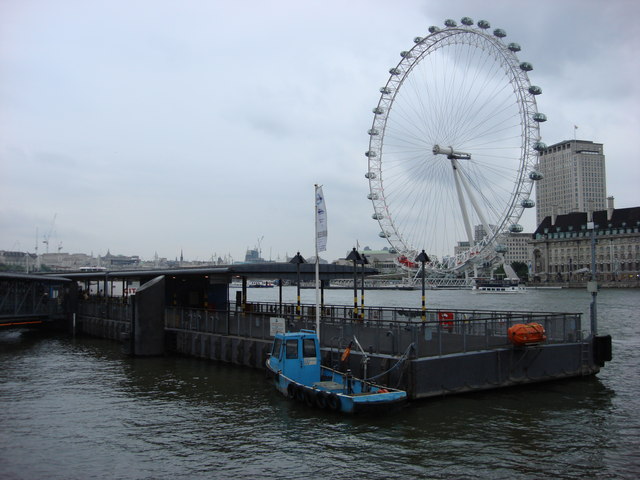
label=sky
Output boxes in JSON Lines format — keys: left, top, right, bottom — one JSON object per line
{"left": 1, "top": 0, "right": 639, "bottom": 264}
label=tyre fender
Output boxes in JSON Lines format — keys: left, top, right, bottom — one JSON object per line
{"left": 327, "top": 393, "right": 340, "bottom": 411}
{"left": 287, "top": 382, "right": 296, "bottom": 399}
{"left": 315, "top": 391, "right": 329, "bottom": 409}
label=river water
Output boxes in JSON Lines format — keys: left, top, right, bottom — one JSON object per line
{"left": 1, "top": 288, "right": 638, "bottom": 479}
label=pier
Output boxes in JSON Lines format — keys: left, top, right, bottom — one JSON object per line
{"left": 0, "top": 266, "right": 612, "bottom": 400}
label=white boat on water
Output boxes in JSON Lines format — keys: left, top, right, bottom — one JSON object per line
{"left": 472, "top": 263, "right": 527, "bottom": 293}
{"left": 471, "top": 277, "right": 526, "bottom": 293}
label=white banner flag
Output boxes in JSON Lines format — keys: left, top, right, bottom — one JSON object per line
{"left": 315, "top": 185, "right": 327, "bottom": 252}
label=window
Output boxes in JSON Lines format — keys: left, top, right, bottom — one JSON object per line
{"left": 285, "top": 339, "right": 298, "bottom": 359}
{"left": 303, "top": 338, "right": 316, "bottom": 358}
{"left": 272, "top": 338, "right": 283, "bottom": 359}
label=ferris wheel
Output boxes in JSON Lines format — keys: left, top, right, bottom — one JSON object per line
{"left": 366, "top": 17, "right": 546, "bottom": 273}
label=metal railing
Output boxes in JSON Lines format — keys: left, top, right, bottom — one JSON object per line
{"left": 78, "top": 301, "right": 133, "bottom": 322}
{"left": 166, "top": 301, "right": 584, "bottom": 358}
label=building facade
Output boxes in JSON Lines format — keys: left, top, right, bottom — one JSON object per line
{"left": 501, "top": 233, "right": 533, "bottom": 266}
{"left": 530, "top": 201, "right": 640, "bottom": 285}
{"left": 536, "top": 140, "right": 607, "bottom": 226}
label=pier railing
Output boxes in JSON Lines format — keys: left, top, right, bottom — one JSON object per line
{"left": 165, "top": 301, "right": 583, "bottom": 358}
{"left": 78, "top": 301, "right": 133, "bottom": 322}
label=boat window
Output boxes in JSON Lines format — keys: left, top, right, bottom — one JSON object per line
{"left": 285, "top": 339, "right": 298, "bottom": 359}
{"left": 303, "top": 338, "right": 316, "bottom": 358}
{"left": 272, "top": 338, "right": 283, "bottom": 359}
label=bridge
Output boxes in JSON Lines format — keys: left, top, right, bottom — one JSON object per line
{"left": 0, "top": 272, "right": 71, "bottom": 327}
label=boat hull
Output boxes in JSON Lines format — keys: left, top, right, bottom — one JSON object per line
{"left": 266, "top": 361, "right": 406, "bottom": 414}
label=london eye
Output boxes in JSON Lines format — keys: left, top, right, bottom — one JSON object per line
{"left": 365, "top": 17, "right": 546, "bottom": 273}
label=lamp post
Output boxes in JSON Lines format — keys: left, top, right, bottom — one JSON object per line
{"left": 588, "top": 217, "right": 598, "bottom": 335}
{"left": 346, "top": 248, "right": 362, "bottom": 318}
{"left": 289, "top": 252, "right": 306, "bottom": 316}
{"left": 360, "top": 254, "right": 368, "bottom": 319}
{"left": 415, "top": 250, "right": 430, "bottom": 322}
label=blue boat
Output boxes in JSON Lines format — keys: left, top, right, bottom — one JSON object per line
{"left": 266, "top": 329, "right": 407, "bottom": 414}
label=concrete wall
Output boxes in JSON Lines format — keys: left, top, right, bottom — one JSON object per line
{"left": 166, "top": 329, "right": 272, "bottom": 369}
{"left": 133, "top": 275, "right": 165, "bottom": 356}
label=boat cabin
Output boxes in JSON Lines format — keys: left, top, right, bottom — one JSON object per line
{"left": 268, "top": 330, "right": 321, "bottom": 386}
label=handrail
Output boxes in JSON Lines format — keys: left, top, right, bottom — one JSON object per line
{"left": 162, "top": 301, "right": 583, "bottom": 359}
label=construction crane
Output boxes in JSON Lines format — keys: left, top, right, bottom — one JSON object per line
{"left": 256, "top": 235, "right": 264, "bottom": 260}
{"left": 42, "top": 213, "right": 57, "bottom": 254}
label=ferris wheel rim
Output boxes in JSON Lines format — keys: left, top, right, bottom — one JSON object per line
{"left": 366, "top": 18, "right": 543, "bottom": 273}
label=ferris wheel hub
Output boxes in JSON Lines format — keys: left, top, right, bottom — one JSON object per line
{"left": 432, "top": 144, "right": 471, "bottom": 160}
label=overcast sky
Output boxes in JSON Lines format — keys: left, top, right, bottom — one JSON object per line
{"left": 1, "top": 0, "right": 638, "bottom": 263}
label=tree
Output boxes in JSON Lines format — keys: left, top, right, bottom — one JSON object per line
{"left": 511, "top": 261, "right": 529, "bottom": 279}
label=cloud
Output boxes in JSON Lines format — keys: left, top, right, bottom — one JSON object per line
{"left": 1, "top": 0, "right": 638, "bottom": 263}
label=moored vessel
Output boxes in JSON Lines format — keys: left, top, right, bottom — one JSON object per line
{"left": 266, "top": 329, "right": 407, "bottom": 414}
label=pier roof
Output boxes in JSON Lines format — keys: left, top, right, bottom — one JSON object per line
{"left": 42, "top": 262, "right": 378, "bottom": 282}
{"left": 0, "top": 272, "right": 72, "bottom": 283}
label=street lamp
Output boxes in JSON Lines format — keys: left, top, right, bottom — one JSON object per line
{"left": 415, "top": 250, "right": 430, "bottom": 322}
{"left": 359, "top": 254, "right": 369, "bottom": 318}
{"left": 289, "top": 252, "right": 306, "bottom": 316}
{"left": 346, "top": 248, "right": 362, "bottom": 318}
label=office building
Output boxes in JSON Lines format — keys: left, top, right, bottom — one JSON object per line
{"left": 536, "top": 140, "right": 606, "bottom": 226}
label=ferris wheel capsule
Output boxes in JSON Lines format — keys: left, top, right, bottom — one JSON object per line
{"left": 533, "top": 113, "right": 547, "bottom": 122}
{"left": 495, "top": 244, "right": 508, "bottom": 254}
{"left": 533, "top": 141, "right": 547, "bottom": 152}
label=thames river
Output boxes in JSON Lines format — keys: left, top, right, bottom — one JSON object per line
{"left": 1, "top": 288, "right": 638, "bottom": 479}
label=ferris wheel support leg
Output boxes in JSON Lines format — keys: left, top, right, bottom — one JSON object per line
{"left": 455, "top": 160, "right": 496, "bottom": 242}
{"left": 451, "top": 159, "right": 475, "bottom": 246}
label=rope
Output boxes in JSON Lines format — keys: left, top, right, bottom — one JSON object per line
{"left": 364, "top": 342, "right": 415, "bottom": 382}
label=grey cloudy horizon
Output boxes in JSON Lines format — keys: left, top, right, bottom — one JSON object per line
{"left": 1, "top": 0, "right": 638, "bottom": 263}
